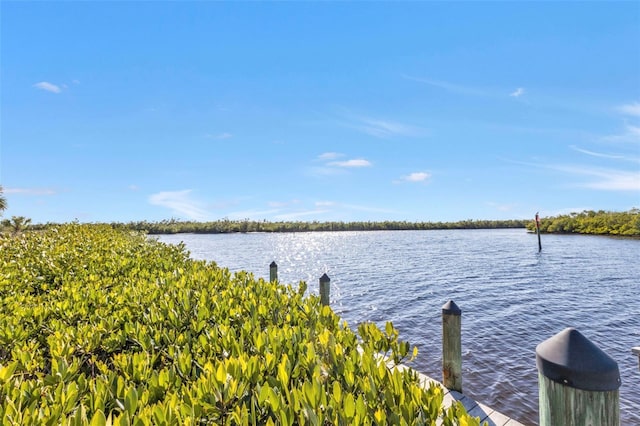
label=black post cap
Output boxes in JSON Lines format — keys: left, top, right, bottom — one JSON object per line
{"left": 270, "top": 261, "right": 277, "bottom": 267}
{"left": 319, "top": 273, "right": 330, "bottom": 283}
{"left": 442, "top": 300, "right": 461, "bottom": 316}
{"left": 536, "top": 327, "right": 620, "bottom": 391}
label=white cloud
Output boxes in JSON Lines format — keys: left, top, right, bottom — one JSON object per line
{"left": 628, "top": 125, "right": 640, "bottom": 138}
{"left": 352, "top": 116, "right": 426, "bottom": 139}
{"left": 317, "top": 152, "right": 343, "bottom": 161}
{"left": 274, "top": 210, "right": 330, "bottom": 220}
{"left": 602, "top": 124, "right": 640, "bottom": 144}
{"left": 5, "top": 187, "right": 56, "bottom": 195}
{"left": 402, "top": 75, "right": 487, "bottom": 96}
{"left": 399, "top": 172, "right": 431, "bottom": 183}
{"left": 570, "top": 145, "right": 634, "bottom": 161}
{"left": 328, "top": 159, "right": 372, "bottom": 168}
{"left": 227, "top": 209, "right": 280, "bottom": 220}
{"left": 338, "top": 108, "right": 427, "bottom": 139}
{"left": 315, "top": 201, "right": 336, "bottom": 207}
{"left": 309, "top": 153, "right": 372, "bottom": 177}
{"left": 618, "top": 102, "right": 640, "bottom": 117}
{"left": 308, "top": 167, "right": 345, "bottom": 177}
{"left": 206, "top": 132, "right": 233, "bottom": 140}
{"left": 341, "top": 203, "right": 399, "bottom": 214}
{"left": 148, "top": 190, "right": 209, "bottom": 220}
{"left": 552, "top": 165, "right": 640, "bottom": 191}
{"left": 268, "top": 199, "right": 300, "bottom": 208}
{"left": 33, "top": 82, "right": 62, "bottom": 93}
{"left": 510, "top": 88, "right": 525, "bottom": 97}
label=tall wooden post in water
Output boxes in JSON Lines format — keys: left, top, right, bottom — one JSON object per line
{"left": 535, "top": 212, "right": 542, "bottom": 252}
{"left": 536, "top": 327, "right": 620, "bottom": 426}
{"left": 319, "top": 273, "right": 330, "bottom": 306}
{"left": 442, "top": 300, "right": 462, "bottom": 392}
{"left": 269, "top": 261, "right": 278, "bottom": 282}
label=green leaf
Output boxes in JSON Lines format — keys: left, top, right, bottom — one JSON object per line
{"left": 344, "top": 393, "right": 355, "bottom": 419}
{"left": 0, "top": 361, "right": 18, "bottom": 382}
{"left": 124, "top": 387, "right": 138, "bottom": 416}
{"left": 90, "top": 410, "right": 107, "bottom": 426}
{"left": 385, "top": 322, "right": 394, "bottom": 336}
{"left": 332, "top": 381, "right": 342, "bottom": 403}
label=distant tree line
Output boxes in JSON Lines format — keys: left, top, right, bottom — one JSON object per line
{"left": 22, "top": 209, "right": 640, "bottom": 237}
{"left": 526, "top": 209, "right": 640, "bottom": 237}
{"left": 89, "top": 218, "right": 528, "bottom": 234}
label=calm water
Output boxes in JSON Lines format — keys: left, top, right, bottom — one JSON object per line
{"left": 156, "top": 230, "right": 640, "bottom": 425}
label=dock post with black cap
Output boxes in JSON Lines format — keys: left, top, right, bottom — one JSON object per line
{"left": 319, "top": 273, "right": 330, "bottom": 306}
{"left": 536, "top": 327, "right": 621, "bottom": 426}
{"left": 442, "top": 300, "right": 462, "bottom": 392}
{"left": 269, "top": 261, "right": 278, "bottom": 282}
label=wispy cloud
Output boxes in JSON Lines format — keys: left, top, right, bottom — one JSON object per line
{"left": 274, "top": 210, "right": 331, "bottom": 220}
{"left": 519, "top": 159, "right": 640, "bottom": 191}
{"left": 349, "top": 115, "right": 427, "bottom": 139}
{"left": 206, "top": 132, "right": 233, "bottom": 140}
{"left": 618, "top": 102, "right": 640, "bottom": 117}
{"left": 510, "top": 88, "right": 525, "bottom": 97}
{"left": 570, "top": 145, "right": 636, "bottom": 162}
{"left": 505, "top": 157, "right": 639, "bottom": 192}
{"left": 553, "top": 165, "right": 640, "bottom": 191}
{"left": 227, "top": 209, "right": 281, "bottom": 220}
{"left": 309, "top": 153, "right": 372, "bottom": 176}
{"left": 336, "top": 108, "right": 426, "bottom": 139}
{"left": 395, "top": 171, "right": 431, "bottom": 183}
{"left": 33, "top": 81, "right": 62, "bottom": 94}
{"left": 328, "top": 159, "right": 372, "bottom": 168}
{"left": 5, "top": 187, "right": 56, "bottom": 195}
{"left": 315, "top": 201, "right": 336, "bottom": 207}
{"left": 602, "top": 124, "right": 640, "bottom": 144}
{"left": 308, "top": 167, "right": 345, "bottom": 177}
{"left": 402, "top": 74, "right": 487, "bottom": 96}
{"left": 148, "top": 190, "right": 209, "bottom": 220}
{"left": 341, "top": 203, "right": 400, "bottom": 215}
{"left": 268, "top": 199, "right": 300, "bottom": 208}
{"left": 317, "top": 152, "right": 343, "bottom": 161}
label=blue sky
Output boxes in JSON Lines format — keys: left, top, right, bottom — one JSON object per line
{"left": 2, "top": 2, "right": 639, "bottom": 224}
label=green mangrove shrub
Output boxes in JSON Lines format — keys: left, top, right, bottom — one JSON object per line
{"left": 0, "top": 224, "right": 481, "bottom": 425}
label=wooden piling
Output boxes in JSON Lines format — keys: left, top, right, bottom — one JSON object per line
{"left": 535, "top": 212, "right": 542, "bottom": 252}
{"left": 442, "top": 300, "right": 462, "bottom": 392}
{"left": 319, "top": 273, "right": 330, "bottom": 306}
{"left": 633, "top": 347, "right": 640, "bottom": 371}
{"left": 269, "top": 261, "right": 277, "bottom": 282}
{"left": 536, "top": 327, "right": 620, "bottom": 426}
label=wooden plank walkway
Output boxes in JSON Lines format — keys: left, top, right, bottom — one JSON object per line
{"left": 392, "top": 363, "right": 528, "bottom": 426}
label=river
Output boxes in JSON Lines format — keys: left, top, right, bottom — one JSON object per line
{"left": 156, "top": 229, "right": 639, "bottom": 425}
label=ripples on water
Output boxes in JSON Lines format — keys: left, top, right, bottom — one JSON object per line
{"left": 157, "top": 230, "right": 640, "bottom": 425}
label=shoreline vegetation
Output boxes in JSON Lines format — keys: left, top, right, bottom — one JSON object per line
{"left": 0, "top": 224, "right": 479, "bottom": 425}
{"left": 19, "top": 209, "right": 640, "bottom": 237}
{"left": 524, "top": 209, "right": 639, "bottom": 237}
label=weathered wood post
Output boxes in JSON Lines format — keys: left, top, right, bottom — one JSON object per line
{"left": 269, "top": 261, "right": 278, "bottom": 282}
{"left": 633, "top": 347, "right": 640, "bottom": 371}
{"left": 442, "top": 300, "right": 462, "bottom": 392}
{"left": 535, "top": 212, "right": 542, "bottom": 252}
{"left": 536, "top": 327, "right": 621, "bottom": 426}
{"left": 319, "top": 273, "right": 330, "bottom": 306}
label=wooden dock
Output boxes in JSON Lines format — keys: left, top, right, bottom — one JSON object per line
{"left": 392, "top": 363, "right": 527, "bottom": 426}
